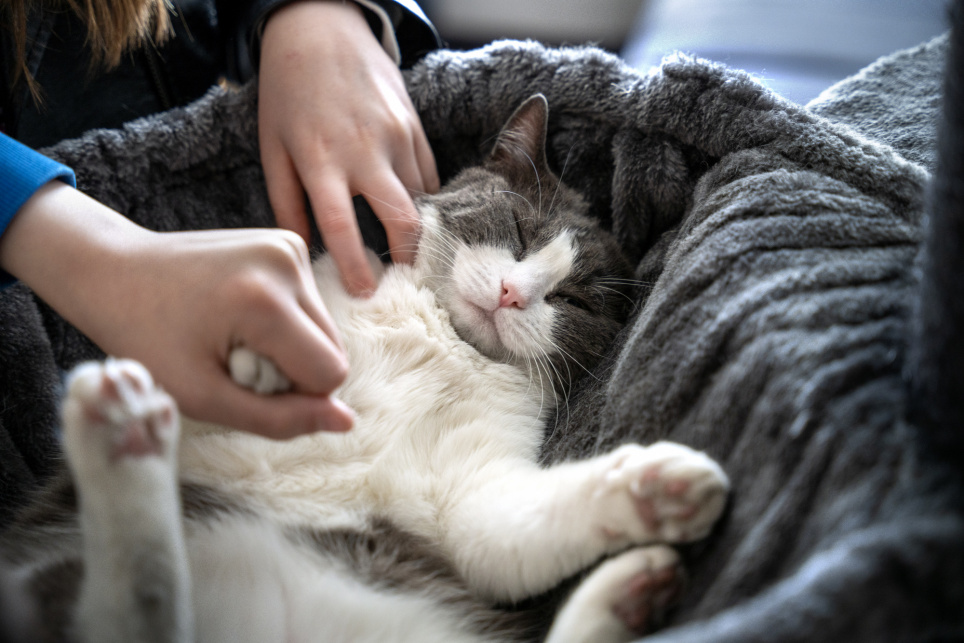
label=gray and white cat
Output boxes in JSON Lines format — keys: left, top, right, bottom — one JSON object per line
{"left": 0, "top": 95, "right": 728, "bottom": 643}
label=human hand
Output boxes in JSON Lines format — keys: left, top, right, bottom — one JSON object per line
{"left": 258, "top": 0, "right": 439, "bottom": 296}
{"left": 0, "top": 182, "right": 353, "bottom": 438}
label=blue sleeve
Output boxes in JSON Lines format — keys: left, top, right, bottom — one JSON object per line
{"left": 0, "top": 133, "right": 77, "bottom": 286}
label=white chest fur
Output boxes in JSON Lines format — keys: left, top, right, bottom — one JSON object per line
{"left": 178, "top": 254, "right": 549, "bottom": 531}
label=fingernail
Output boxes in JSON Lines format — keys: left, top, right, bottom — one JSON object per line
{"left": 317, "top": 399, "right": 354, "bottom": 432}
{"left": 345, "top": 279, "right": 375, "bottom": 299}
{"left": 393, "top": 248, "right": 417, "bottom": 266}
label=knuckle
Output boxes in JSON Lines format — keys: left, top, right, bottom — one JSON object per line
{"left": 228, "top": 271, "right": 287, "bottom": 323}
{"left": 357, "top": 113, "right": 408, "bottom": 148}
{"left": 326, "top": 354, "right": 350, "bottom": 389}
{"left": 386, "top": 118, "right": 410, "bottom": 144}
{"left": 246, "top": 232, "right": 312, "bottom": 281}
{"left": 273, "top": 229, "right": 312, "bottom": 265}
{"left": 174, "top": 386, "right": 206, "bottom": 419}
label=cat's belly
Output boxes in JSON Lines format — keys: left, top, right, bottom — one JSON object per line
{"left": 177, "top": 260, "right": 548, "bottom": 530}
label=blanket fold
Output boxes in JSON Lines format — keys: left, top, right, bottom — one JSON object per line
{"left": 1, "top": 35, "right": 961, "bottom": 641}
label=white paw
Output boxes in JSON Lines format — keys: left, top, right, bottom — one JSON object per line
{"left": 61, "top": 358, "right": 179, "bottom": 471}
{"left": 596, "top": 442, "right": 729, "bottom": 544}
{"left": 547, "top": 545, "right": 684, "bottom": 643}
{"left": 60, "top": 366, "right": 192, "bottom": 643}
{"left": 229, "top": 347, "right": 291, "bottom": 394}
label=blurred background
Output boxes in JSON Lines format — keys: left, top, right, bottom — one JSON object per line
{"left": 419, "top": 0, "right": 948, "bottom": 104}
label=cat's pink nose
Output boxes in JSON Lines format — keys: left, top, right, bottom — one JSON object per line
{"left": 500, "top": 281, "right": 527, "bottom": 309}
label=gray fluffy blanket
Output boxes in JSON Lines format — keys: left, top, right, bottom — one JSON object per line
{"left": 2, "top": 34, "right": 963, "bottom": 641}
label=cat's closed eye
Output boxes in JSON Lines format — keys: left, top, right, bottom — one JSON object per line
{"left": 512, "top": 209, "right": 528, "bottom": 257}
{"left": 554, "top": 292, "right": 594, "bottom": 313}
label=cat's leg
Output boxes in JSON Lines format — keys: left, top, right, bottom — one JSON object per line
{"left": 440, "top": 441, "right": 727, "bottom": 603}
{"left": 62, "top": 359, "right": 192, "bottom": 643}
{"left": 188, "top": 516, "right": 510, "bottom": 643}
{"left": 545, "top": 545, "right": 684, "bottom": 643}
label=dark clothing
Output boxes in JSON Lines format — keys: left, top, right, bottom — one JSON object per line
{"left": 0, "top": 0, "right": 439, "bottom": 525}
{"left": 1, "top": 0, "right": 441, "bottom": 148}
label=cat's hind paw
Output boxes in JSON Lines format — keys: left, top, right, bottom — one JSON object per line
{"left": 62, "top": 358, "right": 179, "bottom": 469}
{"left": 61, "top": 359, "right": 194, "bottom": 643}
{"left": 546, "top": 545, "right": 684, "bottom": 643}
{"left": 597, "top": 442, "right": 729, "bottom": 545}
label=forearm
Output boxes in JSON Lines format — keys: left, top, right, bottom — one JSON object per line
{"left": 0, "top": 180, "right": 354, "bottom": 436}
{"left": 0, "top": 134, "right": 78, "bottom": 285}
{"left": 0, "top": 181, "right": 151, "bottom": 340}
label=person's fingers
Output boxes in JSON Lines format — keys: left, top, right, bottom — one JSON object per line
{"left": 193, "top": 367, "right": 355, "bottom": 438}
{"left": 363, "top": 172, "right": 421, "bottom": 266}
{"left": 248, "top": 302, "right": 348, "bottom": 395}
{"left": 304, "top": 173, "right": 376, "bottom": 296}
{"left": 412, "top": 124, "right": 440, "bottom": 195}
{"left": 399, "top": 108, "right": 441, "bottom": 194}
{"left": 295, "top": 278, "right": 345, "bottom": 353}
{"left": 215, "top": 233, "right": 348, "bottom": 394}
{"left": 261, "top": 141, "right": 313, "bottom": 244}
{"left": 389, "top": 140, "right": 428, "bottom": 198}
{"left": 271, "top": 229, "right": 346, "bottom": 353}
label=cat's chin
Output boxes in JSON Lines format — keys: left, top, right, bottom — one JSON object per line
{"left": 447, "top": 298, "right": 509, "bottom": 361}
{"left": 448, "top": 297, "right": 554, "bottom": 370}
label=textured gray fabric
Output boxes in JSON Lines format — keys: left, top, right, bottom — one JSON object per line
{"left": 808, "top": 33, "right": 948, "bottom": 171}
{"left": 1, "top": 37, "right": 962, "bottom": 640}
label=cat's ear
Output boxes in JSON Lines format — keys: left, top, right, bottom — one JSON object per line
{"left": 488, "top": 94, "right": 551, "bottom": 177}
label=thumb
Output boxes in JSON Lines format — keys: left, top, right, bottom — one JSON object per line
{"left": 197, "top": 368, "right": 355, "bottom": 439}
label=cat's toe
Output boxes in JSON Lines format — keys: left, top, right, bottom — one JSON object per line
{"left": 229, "top": 347, "right": 291, "bottom": 395}
{"left": 546, "top": 545, "right": 684, "bottom": 643}
{"left": 62, "top": 358, "right": 179, "bottom": 467}
{"left": 599, "top": 442, "right": 729, "bottom": 544}
{"left": 609, "top": 546, "right": 685, "bottom": 634}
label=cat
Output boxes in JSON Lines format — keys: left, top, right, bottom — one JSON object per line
{"left": 0, "top": 94, "right": 729, "bottom": 643}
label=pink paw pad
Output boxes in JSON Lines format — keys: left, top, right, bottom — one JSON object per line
{"left": 65, "top": 359, "right": 178, "bottom": 463}
{"left": 612, "top": 556, "right": 685, "bottom": 634}
{"left": 601, "top": 442, "right": 729, "bottom": 544}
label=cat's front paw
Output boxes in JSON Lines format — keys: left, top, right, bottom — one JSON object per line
{"left": 229, "top": 347, "right": 291, "bottom": 394}
{"left": 61, "top": 359, "right": 179, "bottom": 474}
{"left": 546, "top": 545, "right": 684, "bottom": 643}
{"left": 595, "top": 442, "right": 729, "bottom": 545}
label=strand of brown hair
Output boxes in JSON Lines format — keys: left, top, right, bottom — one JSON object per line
{"left": 4, "top": 0, "right": 172, "bottom": 104}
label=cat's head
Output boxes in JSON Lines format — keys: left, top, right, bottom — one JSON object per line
{"left": 415, "top": 94, "right": 634, "bottom": 394}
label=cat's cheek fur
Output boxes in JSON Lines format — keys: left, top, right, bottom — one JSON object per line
{"left": 444, "top": 233, "right": 577, "bottom": 363}
{"left": 444, "top": 245, "right": 513, "bottom": 357}
{"left": 494, "top": 304, "right": 558, "bottom": 358}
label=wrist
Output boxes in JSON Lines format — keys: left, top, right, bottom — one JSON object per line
{"left": 260, "top": 0, "right": 395, "bottom": 67}
{"left": 0, "top": 181, "right": 154, "bottom": 339}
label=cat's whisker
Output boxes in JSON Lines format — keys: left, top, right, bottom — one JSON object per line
{"left": 412, "top": 251, "right": 456, "bottom": 275}
{"left": 495, "top": 190, "right": 537, "bottom": 220}
{"left": 360, "top": 193, "right": 424, "bottom": 216}
{"left": 514, "top": 340, "right": 558, "bottom": 422}
{"left": 533, "top": 353, "right": 560, "bottom": 424}
{"left": 520, "top": 329, "right": 570, "bottom": 409}
{"left": 539, "top": 350, "right": 571, "bottom": 429}
{"left": 597, "top": 277, "right": 655, "bottom": 288}
{"left": 546, "top": 338, "right": 602, "bottom": 385}
{"left": 503, "top": 143, "right": 544, "bottom": 219}
{"left": 596, "top": 285, "right": 640, "bottom": 312}
{"left": 521, "top": 350, "right": 550, "bottom": 421}
{"left": 545, "top": 146, "right": 575, "bottom": 219}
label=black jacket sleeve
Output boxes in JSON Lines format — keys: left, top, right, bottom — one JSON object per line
{"left": 216, "top": 0, "right": 442, "bottom": 79}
